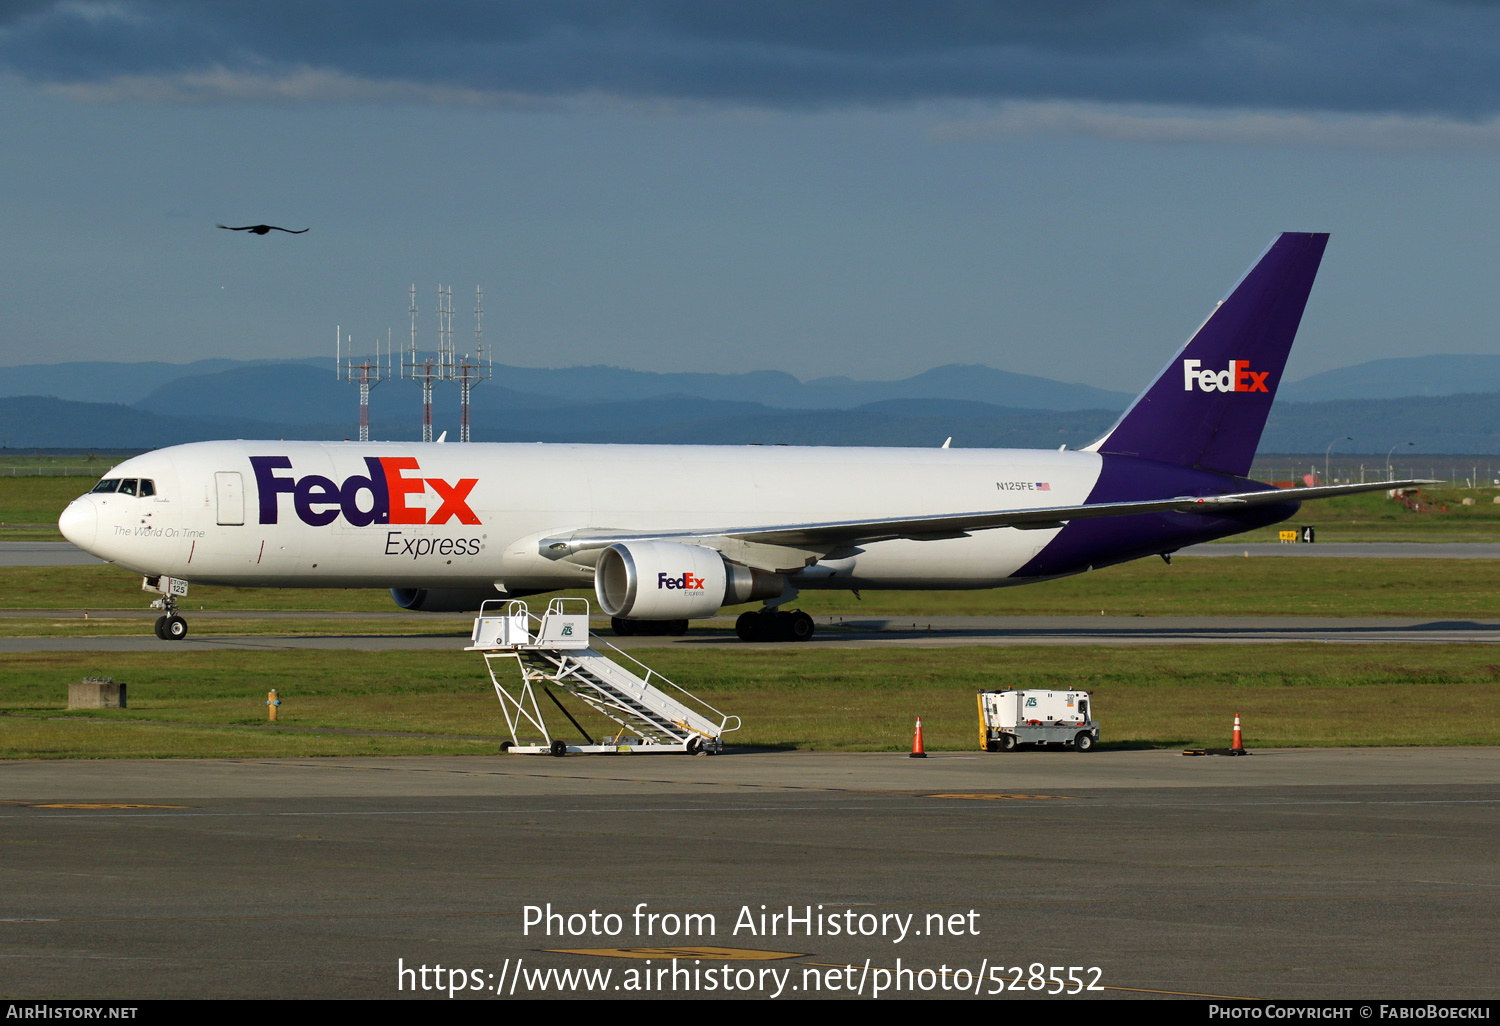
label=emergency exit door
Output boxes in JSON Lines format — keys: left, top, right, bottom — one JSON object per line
{"left": 215, "top": 472, "right": 244, "bottom": 525}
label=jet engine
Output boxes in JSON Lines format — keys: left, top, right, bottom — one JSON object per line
{"left": 594, "top": 541, "right": 782, "bottom": 619}
{"left": 390, "top": 588, "right": 510, "bottom": 612}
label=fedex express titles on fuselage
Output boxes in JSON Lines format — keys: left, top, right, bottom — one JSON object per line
{"left": 70, "top": 440, "right": 1110, "bottom": 593}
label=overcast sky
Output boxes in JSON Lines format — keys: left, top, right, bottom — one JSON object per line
{"left": 4, "top": 1, "right": 1500, "bottom": 389}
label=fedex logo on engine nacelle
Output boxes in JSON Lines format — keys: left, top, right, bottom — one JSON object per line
{"left": 1182, "top": 359, "right": 1269, "bottom": 393}
{"left": 250, "top": 456, "right": 481, "bottom": 527}
{"left": 657, "top": 572, "right": 706, "bottom": 591}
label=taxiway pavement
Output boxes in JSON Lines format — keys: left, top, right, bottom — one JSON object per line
{"left": 0, "top": 541, "right": 104, "bottom": 565}
{"left": 6, "top": 614, "right": 1500, "bottom": 652}
{"left": 1, "top": 748, "right": 1495, "bottom": 1000}
{"left": 1179, "top": 542, "right": 1500, "bottom": 557}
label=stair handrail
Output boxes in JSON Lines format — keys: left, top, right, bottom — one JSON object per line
{"left": 540, "top": 597, "right": 739, "bottom": 737}
{"left": 587, "top": 632, "right": 739, "bottom": 736}
{"left": 479, "top": 598, "right": 531, "bottom": 618}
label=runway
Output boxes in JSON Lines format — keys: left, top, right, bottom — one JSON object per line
{"left": 0, "top": 540, "right": 104, "bottom": 565}
{"left": 6, "top": 540, "right": 1500, "bottom": 567}
{"left": 1179, "top": 541, "right": 1500, "bottom": 557}
{"left": 6, "top": 614, "right": 1500, "bottom": 652}
{"left": 1, "top": 748, "right": 1495, "bottom": 1000}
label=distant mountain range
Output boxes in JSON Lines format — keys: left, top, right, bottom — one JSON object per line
{"left": 1276, "top": 355, "right": 1500, "bottom": 402}
{"left": 0, "top": 354, "right": 1498, "bottom": 452}
{"left": 2, "top": 358, "right": 1133, "bottom": 413}
{"left": 3, "top": 389, "right": 1500, "bottom": 454}
{"left": 6, "top": 353, "right": 1500, "bottom": 412}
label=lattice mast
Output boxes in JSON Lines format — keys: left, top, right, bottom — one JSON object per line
{"left": 335, "top": 325, "right": 392, "bottom": 443}
{"left": 453, "top": 285, "right": 491, "bottom": 442}
{"left": 440, "top": 285, "right": 455, "bottom": 376}
{"left": 401, "top": 283, "right": 442, "bottom": 443}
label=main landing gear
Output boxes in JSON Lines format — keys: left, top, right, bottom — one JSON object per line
{"left": 735, "top": 609, "right": 815, "bottom": 643}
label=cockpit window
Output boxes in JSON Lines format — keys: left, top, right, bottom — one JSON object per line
{"left": 119, "top": 479, "right": 138, "bottom": 496}
{"left": 90, "top": 479, "right": 120, "bottom": 493}
{"left": 138, "top": 479, "right": 155, "bottom": 497}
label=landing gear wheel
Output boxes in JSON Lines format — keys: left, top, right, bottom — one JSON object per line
{"left": 668, "top": 619, "right": 689, "bottom": 636}
{"left": 549, "top": 739, "right": 567, "bottom": 757}
{"left": 153, "top": 616, "right": 168, "bottom": 640}
{"left": 788, "top": 611, "right": 815, "bottom": 642}
{"left": 737, "top": 610, "right": 804, "bottom": 643}
{"left": 1074, "top": 732, "right": 1095, "bottom": 752}
{"left": 164, "top": 615, "right": 188, "bottom": 641}
{"left": 998, "top": 733, "right": 1018, "bottom": 752}
{"left": 611, "top": 617, "right": 635, "bottom": 636}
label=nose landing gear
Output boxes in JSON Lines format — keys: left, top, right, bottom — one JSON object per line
{"left": 144, "top": 576, "right": 191, "bottom": 641}
{"left": 153, "top": 613, "right": 189, "bottom": 640}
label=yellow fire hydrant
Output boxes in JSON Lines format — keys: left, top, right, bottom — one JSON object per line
{"left": 267, "top": 689, "right": 281, "bottom": 722}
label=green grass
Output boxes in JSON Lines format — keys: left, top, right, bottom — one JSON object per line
{"left": 0, "top": 615, "right": 471, "bottom": 637}
{"left": 0, "top": 717, "right": 501, "bottom": 759}
{"left": 0, "top": 564, "right": 409, "bottom": 611}
{"left": 2, "top": 645, "right": 1498, "bottom": 758}
{"left": 1217, "top": 486, "right": 1500, "bottom": 543}
{"left": 7, "top": 555, "right": 1500, "bottom": 620}
{"left": 0, "top": 475, "right": 96, "bottom": 539}
{"left": 791, "top": 557, "right": 1500, "bottom": 618}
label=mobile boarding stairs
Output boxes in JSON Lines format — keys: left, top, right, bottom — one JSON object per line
{"left": 468, "top": 598, "right": 740, "bottom": 756}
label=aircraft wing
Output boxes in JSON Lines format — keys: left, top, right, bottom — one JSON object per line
{"left": 728, "top": 479, "right": 1433, "bottom": 546}
{"left": 540, "top": 479, "right": 1433, "bottom": 570}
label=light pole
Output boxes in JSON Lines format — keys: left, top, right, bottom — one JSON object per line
{"left": 1325, "top": 436, "right": 1351, "bottom": 486}
{"left": 1386, "top": 441, "right": 1413, "bottom": 481}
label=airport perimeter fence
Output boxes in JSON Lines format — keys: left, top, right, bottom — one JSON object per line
{"left": 0, "top": 467, "right": 105, "bottom": 476}
{"left": 1251, "top": 455, "right": 1500, "bottom": 488}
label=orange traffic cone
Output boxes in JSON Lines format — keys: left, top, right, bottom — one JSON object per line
{"left": 910, "top": 717, "right": 927, "bottom": 759}
{"left": 1231, "top": 712, "right": 1244, "bottom": 752}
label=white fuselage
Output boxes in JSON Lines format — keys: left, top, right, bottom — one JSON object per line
{"left": 59, "top": 440, "right": 1101, "bottom": 592}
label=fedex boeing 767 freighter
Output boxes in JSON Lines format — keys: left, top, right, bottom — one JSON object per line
{"left": 59, "top": 232, "right": 1418, "bottom": 642}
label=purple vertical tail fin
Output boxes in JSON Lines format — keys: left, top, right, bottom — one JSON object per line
{"left": 1085, "top": 232, "right": 1329, "bottom": 477}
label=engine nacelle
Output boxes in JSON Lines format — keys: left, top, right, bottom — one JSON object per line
{"left": 390, "top": 587, "right": 508, "bottom": 613}
{"left": 595, "top": 541, "right": 781, "bottom": 619}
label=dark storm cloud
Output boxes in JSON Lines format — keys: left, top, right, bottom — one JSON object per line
{"left": 4, "top": 1, "right": 1500, "bottom": 115}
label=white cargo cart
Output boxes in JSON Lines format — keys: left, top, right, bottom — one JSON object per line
{"left": 977, "top": 689, "right": 1099, "bottom": 752}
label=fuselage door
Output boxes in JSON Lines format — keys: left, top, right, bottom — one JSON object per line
{"left": 215, "top": 472, "right": 245, "bottom": 526}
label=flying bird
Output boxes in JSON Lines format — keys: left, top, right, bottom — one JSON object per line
{"left": 216, "top": 223, "right": 308, "bottom": 235}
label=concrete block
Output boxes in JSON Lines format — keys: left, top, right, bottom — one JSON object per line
{"left": 68, "top": 679, "right": 126, "bottom": 709}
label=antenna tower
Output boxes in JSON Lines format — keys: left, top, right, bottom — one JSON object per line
{"left": 452, "top": 284, "right": 492, "bottom": 442}
{"left": 441, "top": 285, "right": 455, "bottom": 375}
{"left": 399, "top": 283, "right": 489, "bottom": 443}
{"left": 401, "top": 282, "right": 442, "bottom": 443}
{"left": 336, "top": 325, "right": 392, "bottom": 443}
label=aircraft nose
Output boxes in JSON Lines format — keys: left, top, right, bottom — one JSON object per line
{"left": 58, "top": 498, "right": 98, "bottom": 550}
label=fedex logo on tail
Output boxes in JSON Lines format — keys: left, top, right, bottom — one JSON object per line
{"left": 1182, "top": 359, "right": 1270, "bottom": 393}
{"left": 250, "top": 456, "right": 481, "bottom": 527}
